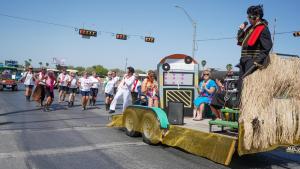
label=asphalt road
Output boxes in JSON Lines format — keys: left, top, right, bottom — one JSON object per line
{"left": 0, "top": 86, "right": 299, "bottom": 169}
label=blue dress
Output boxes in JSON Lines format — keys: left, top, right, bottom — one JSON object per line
{"left": 194, "top": 79, "right": 217, "bottom": 108}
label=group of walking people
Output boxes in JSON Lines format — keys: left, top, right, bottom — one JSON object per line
{"left": 21, "top": 66, "right": 159, "bottom": 112}
{"left": 21, "top": 67, "right": 101, "bottom": 111}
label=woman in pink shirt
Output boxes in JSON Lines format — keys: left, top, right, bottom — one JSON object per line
{"left": 44, "top": 71, "right": 56, "bottom": 111}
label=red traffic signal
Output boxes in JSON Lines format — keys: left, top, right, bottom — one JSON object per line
{"left": 79, "top": 29, "right": 97, "bottom": 37}
{"left": 116, "top": 34, "right": 127, "bottom": 40}
{"left": 293, "top": 31, "right": 300, "bottom": 37}
{"left": 145, "top": 37, "right": 155, "bottom": 43}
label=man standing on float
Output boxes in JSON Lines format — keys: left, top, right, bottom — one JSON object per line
{"left": 109, "top": 67, "right": 135, "bottom": 113}
{"left": 237, "top": 5, "right": 273, "bottom": 102}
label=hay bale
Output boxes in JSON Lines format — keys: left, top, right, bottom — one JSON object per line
{"left": 239, "top": 53, "right": 300, "bottom": 154}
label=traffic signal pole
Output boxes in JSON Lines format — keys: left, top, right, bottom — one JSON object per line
{"left": 175, "top": 5, "right": 197, "bottom": 59}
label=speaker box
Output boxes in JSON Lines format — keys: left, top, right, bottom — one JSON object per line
{"left": 167, "top": 101, "right": 184, "bottom": 125}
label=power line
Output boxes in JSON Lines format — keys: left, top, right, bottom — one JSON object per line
{"left": 0, "top": 12, "right": 152, "bottom": 39}
{"left": 197, "top": 30, "right": 299, "bottom": 42}
{"left": 0, "top": 12, "right": 298, "bottom": 42}
{"left": 0, "top": 12, "right": 77, "bottom": 30}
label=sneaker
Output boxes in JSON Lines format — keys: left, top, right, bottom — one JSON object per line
{"left": 108, "top": 110, "right": 115, "bottom": 114}
{"left": 82, "top": 107, "right": 85, "bottom": 111}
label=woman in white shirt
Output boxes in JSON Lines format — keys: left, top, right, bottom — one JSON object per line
{"left": 104, "top": 71, "right": 116, "bottom": 111}
{"left": 78, "top": 72, "right": 92, "bottom": 110}
{"left": 58, "top": 69, "right": 70, "bottom": 103}
{"left": 67, "top": 71, "right": 78, "bottom": 107}
{"left": 21, "top": 66, "right": 35, "bottom": 101}
{"left": 89, "top": 71, "right": 101, "bottom": 106}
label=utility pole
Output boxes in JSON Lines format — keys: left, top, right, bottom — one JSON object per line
{"left": 124, "top": 57, "right": 128, "bottom": 73}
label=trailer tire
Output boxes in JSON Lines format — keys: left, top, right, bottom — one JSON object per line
{"left": 124, "top": 111, "right": 140, "bottom": 137}
{"left": 142, "top": 113, "right": 161, "bottom": 145}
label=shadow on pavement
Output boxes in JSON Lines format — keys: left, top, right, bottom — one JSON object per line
{"left": 0, "top": 121, "right": 14, "bottom": 125}
{"left": 0, "top": 108, "right": 43, "bottom": 116}
{"left": 229, "top": 150, "right": 300, "bottom": 169}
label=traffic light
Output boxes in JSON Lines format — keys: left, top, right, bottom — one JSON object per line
{"left": 293, "top": 31, "right": 300, "bottom": 37}
{"left": 145, "top": 37, "right": 155, "bottom": 43}
{"left": 116, "top": 34, "right": 127, "bottom": 40}
{"left": 79, "top": 29, "right": 97, "bottom": 37}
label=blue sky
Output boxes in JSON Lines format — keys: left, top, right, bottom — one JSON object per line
{"left": 0, "top": 0, "right": 299, "bottom": 71}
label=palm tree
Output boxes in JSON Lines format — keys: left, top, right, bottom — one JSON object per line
{"left": 226, "top": 64, "right": 233, "bottom": 71}
{"left": 45, "top": 62, "right": 49, "bottom": 67}
{"left": 39, "top": 62, "right": 43, "bottom": 68}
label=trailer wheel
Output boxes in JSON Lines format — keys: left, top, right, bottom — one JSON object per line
{"left": 142, "top": 113, "right": 161, "bottom": 145}
{"left": 124, "top": 111, "right": 140, "bottom": 137}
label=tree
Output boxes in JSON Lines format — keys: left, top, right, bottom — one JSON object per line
{"left": 135, "top": 69, "right": 146, "bottom": 74}
{"left": 110, "top": 68, "right": 124, "bottom": 76}
{"left": 24, "top": 60, "right": 30, "bottom": 68}
{"left": 85, "top": 65, "right": 109, "bottom": 76}
{"left": 28, "top": 59, "right": 32, "bottom": 63}
{"left": 226, "top": 64, "right": 233, "bottom": 71}
{"left": 74, "top": 66, "right": 85, "bottom": 74}
{"left": 38, "top": 62, "right": 43, "bottom": 68}
{"left": 45, "top": 62, "right": 49, "bottom": 67}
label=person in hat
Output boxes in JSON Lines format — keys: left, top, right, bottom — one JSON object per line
{"left": 236, "top": 5, "right": 272, "bottom": 102}
{"left": 109, "top": 67, "right": 135, "bottom": 113}
{"left": 20, "top": 65, "right": 35, "bottom": 101}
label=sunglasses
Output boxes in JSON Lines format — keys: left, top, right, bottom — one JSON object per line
{"left": 203, "top": 74, "right": 209, "bottom": 76}
{"left": 248, "top": 15, "right": 257, "bottom": 20}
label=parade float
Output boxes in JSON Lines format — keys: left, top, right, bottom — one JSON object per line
{"left": 108, "top": 53, "right": 300, "bottom": 165}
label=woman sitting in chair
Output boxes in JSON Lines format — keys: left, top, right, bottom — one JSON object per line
{"left": 193, "top": 69, "right": 217, "bottom": 121}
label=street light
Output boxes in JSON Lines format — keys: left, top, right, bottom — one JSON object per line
{"left": 175, "top": 5, "right": 197, "bottom": 59}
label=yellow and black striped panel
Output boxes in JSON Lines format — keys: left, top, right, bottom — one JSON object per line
{"left": 165, "top": 89, "right": 193, "bottom": 108}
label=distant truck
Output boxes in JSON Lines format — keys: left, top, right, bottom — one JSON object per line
{"left": 0, "top": 66, "right": 19, "bottom": 91}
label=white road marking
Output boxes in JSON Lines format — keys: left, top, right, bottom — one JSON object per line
{"left": 0, "top": 141, "right": 146, "bottom": 159}
{"left": 0, "top": 125, "right": 112, "bottom": 135}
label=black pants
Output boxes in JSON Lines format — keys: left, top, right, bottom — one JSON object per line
{"left": 237, "top": 57, "right": 258, "bottom": 102}
{"left": 131, "top": 92, "right": 138, "bottom": 104}
{"left": 40, "top": 85, "right": 46, "bottom": 105}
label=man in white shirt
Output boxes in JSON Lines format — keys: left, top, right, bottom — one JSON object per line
{"left": 109, "top": 67, "right": 135, "bottom": 113}
{"left": 58, "top": 68, "right": 70, "bottom": 102}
